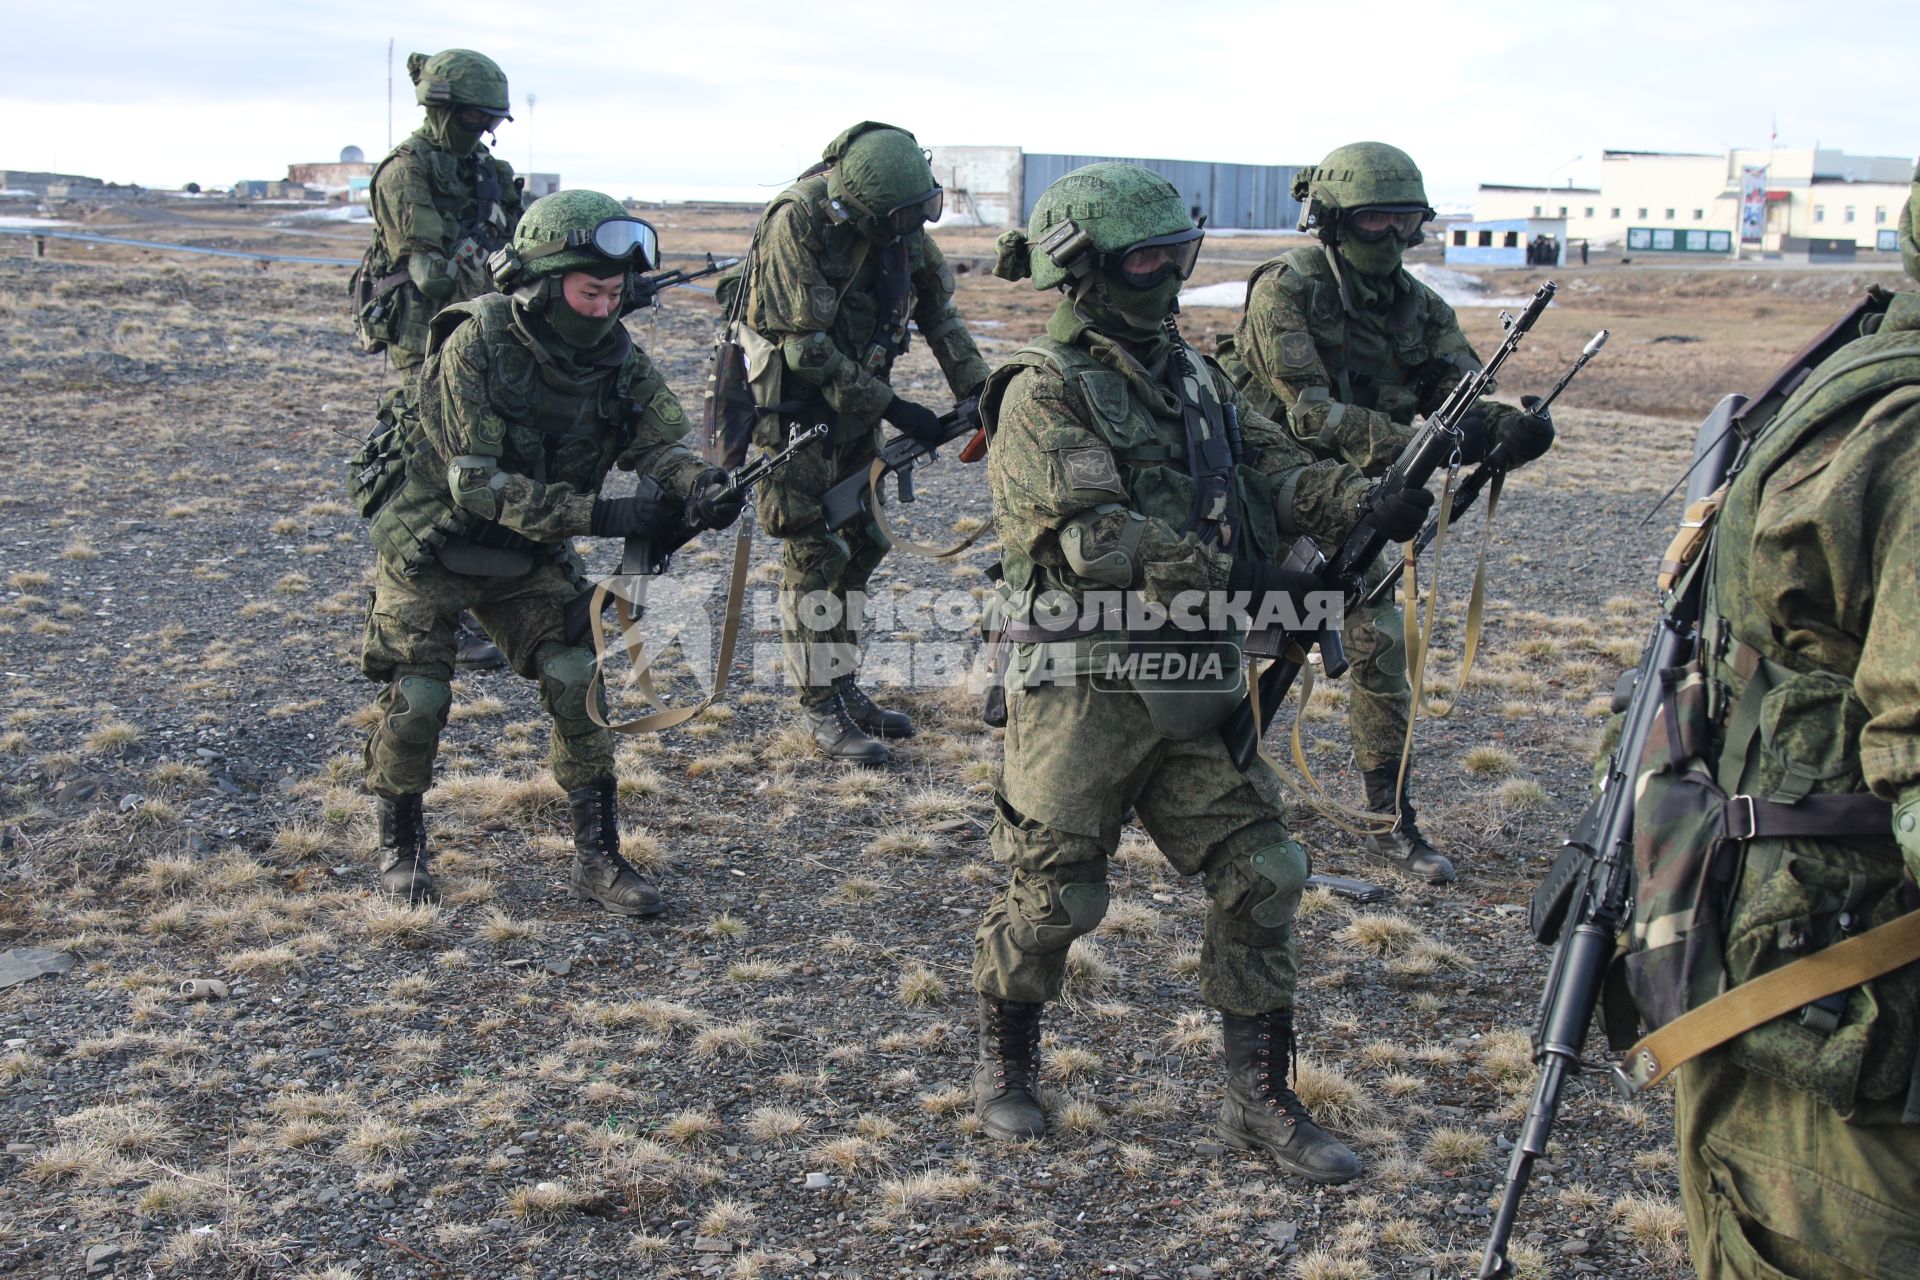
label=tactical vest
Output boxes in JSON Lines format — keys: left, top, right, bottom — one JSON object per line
{"left": 1233, "top": 247, "right": 1460, "bottom": 430}
{"left": 982, "top": 334, "right": 1282, "bottom": 736}
{"left": 1629, "top": 293, "right": 1920, "bottom": 1117}
{"left": 367, "top": 295, "right": 641, "bottom": 575}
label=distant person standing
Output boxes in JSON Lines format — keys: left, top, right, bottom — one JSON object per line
{"left": 354, "top": 49, "right": 527, "bottom": 670}
{"left": 1580, "top": 238, "right": 1590, "bottom": 265}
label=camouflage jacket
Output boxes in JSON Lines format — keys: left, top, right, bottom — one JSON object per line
{"left": 368, "top": 128, "right": 525, "bottom": 363}
{"left": 1218, "top": 245, "right": 1524, "bottom": 474}
{"left": 985, "top": 299, "right": 1370, "bottom": 616}
{"left": 733, "top": 174, "right": 989, "bottom": 429}
{"left": 369, "top": 295, "right": 704, "bottom": 572}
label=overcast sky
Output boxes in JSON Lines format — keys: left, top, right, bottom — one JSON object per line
{"left": 4, "top": 0, "right": 1913, "bottom": 208}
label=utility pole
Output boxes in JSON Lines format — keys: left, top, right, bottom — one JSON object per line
{"left": 386, "top": 39, "right": 394, "bottom": 150}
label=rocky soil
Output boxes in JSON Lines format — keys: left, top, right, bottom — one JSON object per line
{"left": 0, "top": 208, "right": 1907, "bottom": 1279}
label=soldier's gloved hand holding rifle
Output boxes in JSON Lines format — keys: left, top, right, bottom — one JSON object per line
{"left": 589, "top": 485, "right": 685, "bottom": 542}
{"left": 820, "top": 395, "right": 984, "bottom": 532}
{"left": 688, "top": 467, "right": 747, "bottom": 531}
{"left": 882, "top": 394, "right": 948, "bottom": 444}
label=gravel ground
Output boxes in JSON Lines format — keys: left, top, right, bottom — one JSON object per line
{"left": 0, "top": 217, "right": 1901, "bottom": 1279}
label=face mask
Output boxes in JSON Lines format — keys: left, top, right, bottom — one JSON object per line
{"left": 1336, "top": 234, "right": 1405, "bottom": 279}
{"left": 545, "top": 297, "right": 622, "bottom": 350}
{"left": 426, "top": 108, "right": 485, "bottom": 157}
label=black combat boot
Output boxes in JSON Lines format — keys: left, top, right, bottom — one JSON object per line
{"left": 800, "top": 688, "right": 890, "bottom": 766}
{"left": 377, "top": 792, "right": 437, "bottom": 903}
{"left": 453, "top": 611, "right": 506, "bottom": 671}
{"left": 1360, "top": 765, "right": 1456, "bottom": 884}
{"left": 567, "top": 778, "right": 663, "bottom": 917}
{"left": 971, "top": 995, "right": 1047, "bottom": 1140}
{"left": 1217, "top": 1007, "right": 1361, "bottom": 1185}
{"left": 834, "top": 674, "right": 915, "bottom": 739}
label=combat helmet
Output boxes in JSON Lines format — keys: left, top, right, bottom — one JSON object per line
{"left": 1293, "top": 141, "right": 1435, "bottom": 245}
{"left": 994, "top": 162, "right": 1203, "bottom": 294}
{"left": 409, "top": 49, "right": 512, "bottom": 118}
{"left": 489, "top": 189, "right": 659, "bottom": 309}
{"left": 823, "top": 122, "right": 944, "bottom": 243}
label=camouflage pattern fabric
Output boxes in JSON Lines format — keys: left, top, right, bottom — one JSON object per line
{"left": 741, "top": 172, "right": 989, "bottom": 701}
{"left": 1672, "top": 289, "right": 1920, "bottom": 1277}
{"left": 1219, "top": 244, "right": 1528, "bottom": 766}
{"left": 971, "top": 297, "right": 1374, "bottom": 1016}
{"left": 368, "top": 127, "right": 524, "bottom": 370}
{"left": 359, "top": 294, "right": 706, "bottom": 798}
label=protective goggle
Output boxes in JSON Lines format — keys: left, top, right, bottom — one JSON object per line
{"left": 452, "top": 106, "right": 512, "bottom": 133}
{"left": 522, "top": 217, "right": 661, "bottom": 272}
{"left": 884, "top": 186, "right": 944, "bottom": 234}
{"left": 1112, "top": 228, "right": 1205, "bottom": 288}
{"left": 1345, "top": 206, "right": 1433, "bottom": 242}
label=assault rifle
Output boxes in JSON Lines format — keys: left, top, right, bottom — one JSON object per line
{"left": 562, "top": 423, "right": 827, "bottom": 645}
{"left": 1476, "top": 289, "right": 1892, "bottom": 1279}
{"left": 621, "top": 254, "right": 741, "bottom": 316}
{"left": 1221, "top": 281, "right": 1558, "bottom": 773}
{"left": 820, "top": 396, "right": 983, "bottom": 533}
{"left": 1365, "top": 329, "right": 1609, "bottom": 608}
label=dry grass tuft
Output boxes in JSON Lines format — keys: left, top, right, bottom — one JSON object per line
{"left": 1063, "top": 937, "right": 1118, "bottom": 995}
{"left": 53, "top": 1101, "right": 181, "bottom": 1156}
{"left": 876, "top": 1170, "right": 981, "bottom": 1213}
{"left": 507, "top": 1179, "right": 596, "bottom": 1222}
{"left": 1336, "top": 912, "right": 1425, "bottom": 957}
{"left": 896, "top": 962, "right": 949, "bottom": 1008}
{"left": 340, "top": 1115, "right": 419, "bottom": 1164}
{"left": 690, "top": 1021, "right": 764, "bottom": 1061}
{"left": 1423, "top": 1125, "right": 1491, "bottom": 1169}
{"left": 1292, "top": 1059, "right": 1382, "bottom": 1131}
{"left": 85, "top": 720, "right": 142, "bottom": 754}
{"left": 742, "top": 1106, "right": 811, "bottom": 1143}
{"left": 356, "top": 898, "right": 445, "bottom": 945}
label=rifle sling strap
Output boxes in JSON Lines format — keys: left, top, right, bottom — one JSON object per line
{"left": 583, "top": 513, "right": 756, "bottom": 733}
{"left": 862, "top": 457, "right": 988, "bottom": 560}
{"left": 1620, "top": 906, "right": 1920, "bottom": 1093}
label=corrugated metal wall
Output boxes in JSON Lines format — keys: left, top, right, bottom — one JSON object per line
{"left": 1020, "top": 154, "right": 1303, "bottom": 230}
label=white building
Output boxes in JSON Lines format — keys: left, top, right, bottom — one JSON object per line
{"left": 1475, "top": 148, "right": 1911, "bottom": 254}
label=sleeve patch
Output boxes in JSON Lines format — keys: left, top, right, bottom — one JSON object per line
{"left": 809, "top": 284, "right": 840, "bottom": 325}
{"left": 1060, "top": 446, "right": 1125, "bottom": 496}
{"left": 1279, "top": 331, "right": 1317, "bottom": 369}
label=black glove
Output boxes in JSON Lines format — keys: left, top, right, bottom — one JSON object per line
{"left": 1494, "top": 396, "right": 1556, "bottom": 466}
{"left": 589, "top": 481, "right": 684, "bottom": 541}
{"left": 688, "top": 467, "right": 746, "bottom": 532}
{"left": 1227, "top": 558, "right": 1328, "bottom": 616}
{"left": 1454, "top": 406, "right": 1490, "bottom": 465}
{"left": 1366, "top": 483, "right": 1435, "bottom": 542}
{"left": 883, "top": 395, "right": 946, "bottom": 443}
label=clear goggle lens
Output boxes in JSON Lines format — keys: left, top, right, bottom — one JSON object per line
{"left": 1116, "top": 229, "right": 1204, "bottom": 288}
{"left": 887, "top": 187, "right": 944, "bottom": 234}
{"left": 1346, "top": 207, "right": 1430, "bottom": 242}
{"left": 452, "top": 106, "right": 509, "bottom": 133}
{"left": 585, "top": 217, "right": 660, "bottom": 271}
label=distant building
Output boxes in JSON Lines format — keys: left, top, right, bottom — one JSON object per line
{"left": 287, "top": 160, "right": 375, "bottom": 199}
{"left": 1475, "top": 147, "right": 1910, "bottom": 253}
{"left": 1444, "top": 218, "right": 1569, "bottom": 268}
{"left": 926, "top": 146, "right": 1305, "bottom": 230}
{"left": 523, "top": 173, "right": 562, "bottom": 199}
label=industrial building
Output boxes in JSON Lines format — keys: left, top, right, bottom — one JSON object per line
{"left": 1444, "top": 217, "right": 1569, "bottom": 268}
{"left": 926, "top": 146, "right": 1303, "bottom": 230}
{"left": 1474, "top": 147, "right": 1910, "bottom": 254}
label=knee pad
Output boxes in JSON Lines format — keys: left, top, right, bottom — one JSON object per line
{"left": 1207, "top": 830, "right": 1309, "bottom": 948}
{"left": 1007, "top": 863, "right": 1110, "bottom": 954}
{"left": 538, "top": 645, "right": 601, "bottom": 737}
{"left": 1348, "top": 600, "right": 1407, "bottom": 689}
{"left": 845, "top": 516, "right": 890, "bottom": 583}
{"left": 383, "top": 675, "right": 451, "bottom": 745}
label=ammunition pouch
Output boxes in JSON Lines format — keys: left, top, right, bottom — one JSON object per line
{"left": 349, "top": 389, "right": 412, "bottom": 519}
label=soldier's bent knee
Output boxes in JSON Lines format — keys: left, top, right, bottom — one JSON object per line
{"left": 384, "top": 675, "right": 451, "bottom": 745}
{"left": 538, "top": 645, "right": 601, "bottom": 737}
{"left": 1007, "top": 866, "right": 1110, "bottom": 954}
{"left": 1208, "top": 834, "right": 1309, "bottom": 948}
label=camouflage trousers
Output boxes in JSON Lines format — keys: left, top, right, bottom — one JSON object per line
{"left": 972, "top": 674, "right": 1309, "bottom": 1016}
{"left": 1343, "top": 554, "right": 1411, "bottom": 773}
{"left": 755, "top": 421, "right": 890, "bottom": 705}
{"left": 1676, "top": 1048, "right": 1920, "bottom": 1278}
{"left": 359, "top": 553, "right": 612, "bottom": 797}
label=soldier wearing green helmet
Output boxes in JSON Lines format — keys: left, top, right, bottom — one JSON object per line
{"left": 1651, "top": 160, "right": 1920, "bottom": 1279}
{"left": 355, "top": 189, "right": 745, "bottom": 917}
{"left": 1217, "top": 141, "right": 1557, "bottom": 885}
{"left": 720, "top": 121, "right": 990, "bottom": 763}
{"left": 966, "top": 162, "right": 1434, "bottom": 1184}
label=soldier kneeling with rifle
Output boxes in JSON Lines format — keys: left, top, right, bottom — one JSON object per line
{"left": 353, "top": 190, "right": 744, "bottom": 915}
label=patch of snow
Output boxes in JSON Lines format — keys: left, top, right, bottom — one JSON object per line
{"left": 1408, "top": 264, "right": 1530, "bottom": 308}
{"left": 276, "top": 205, "right": 371, "bottom": 223}
{"left": 1177, "top": 280, "right": 1249, "bottom": 309}
{"left": 0, "top": 215, "right": 76, "bottom": 228}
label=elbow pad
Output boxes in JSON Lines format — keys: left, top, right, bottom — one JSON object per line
{"left": 409, "top": 252, "right": 456, "bottom": 301}
{"left": 1896, "top": 788, "right": 1920, "bottom": 882}
{"left": 1059, "top": 504, "right": 1148, "bottom": 589}
{"left": 446, "top": 454, "right": 507, "bottom": 521}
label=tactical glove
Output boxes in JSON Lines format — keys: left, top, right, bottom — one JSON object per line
{"left": 883, "top": 395, "right": 947, "bottom": 444}
{"left": 1227, "top": 559, "right": 1328, "bottom": 617}
{"left": 1495, "top": 397, "right": 1556, "bottom": 466}
{"left": 688, "top": 467, "right": 746, "bottom": 532}
{"left": 1454, "top": 407, "right": 1490, "bottom": 465}
{"left": 1366, "top": 484, "right": 1435, "bottom": 542}
{"left": 590, "top": 482, "right": 684, "bottom": 541}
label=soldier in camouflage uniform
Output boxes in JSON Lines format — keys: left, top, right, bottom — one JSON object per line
{"left": 968, "top": 164, "right": 1434, "bottom": 1184}
{"left": 361, "top": 49, "right": 528, "bottom": 671}
{"left": 1664, "top": 169, "right": 1920, "bottom": 1279}
{"left": 727, "top": 122, "right": 990, "bottom": 764}
{"left": 1218, "top": 142, "right": 1556, "bottom": 884}
{"left": 358, "top": 190, "right": 744, "bottom": 915}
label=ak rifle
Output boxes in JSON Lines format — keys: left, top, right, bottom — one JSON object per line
{"left": 820, "top": 396, "right": 983, "bottom": 533}
{"left": 1222, "top": 280, "right": 1557, "bottom": 773}
{"left": 621, "top": 254, "right": 741, "bottom": 316}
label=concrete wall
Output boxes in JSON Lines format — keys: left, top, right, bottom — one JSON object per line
{"left": 926, "top": 146, "right": 1304, "bottom": 230}
{"left": 926, "top": 146, "right": 1022, "bottom": 228}
{"left": 1445, "top": 218, "right": 1568, "bottom": 267}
